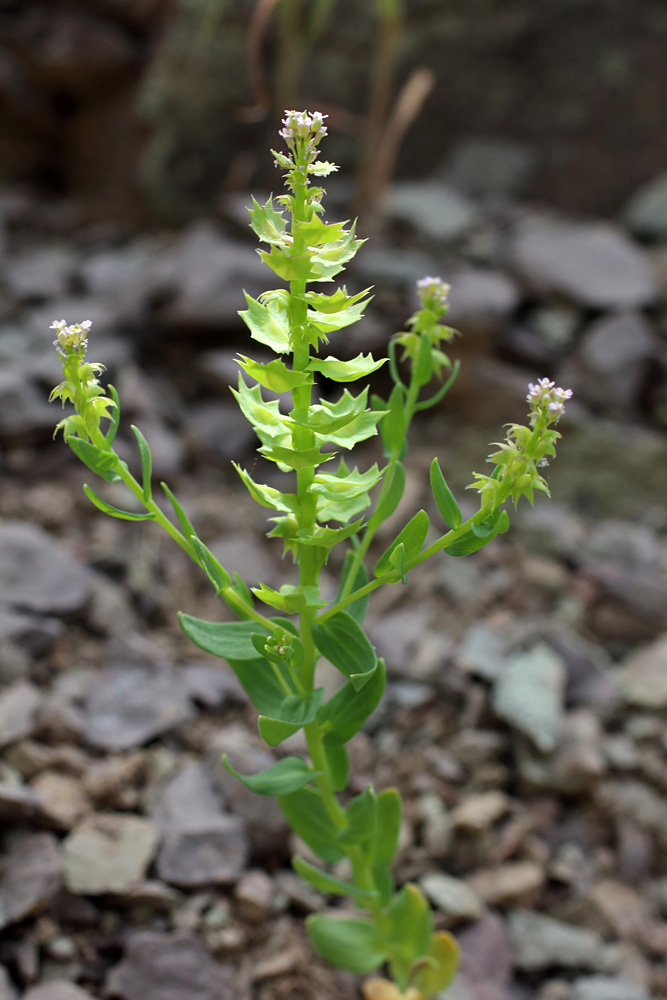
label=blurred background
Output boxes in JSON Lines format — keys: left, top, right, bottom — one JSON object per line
{"left": 2, "top": 3, "right": 667, "bottom": 1000}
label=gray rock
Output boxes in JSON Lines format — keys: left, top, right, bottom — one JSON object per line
{"left": 564, "top": 313, "right": 658, "bottom": 413}
{"left": 623, "top": 171, "right": 667, "bottom": 240}
{"left": 209, "top": 534, "right": 278, "bottom": 589}
{"left": 105, "top": 932, "right": 235, "bottom": 1000}
{"left": 571, "top": 976, "right": 649, "bottom": 1000}
{"left": 23, "top": 983, "right": 95, "bottom": 1000}
{"left": 388, "top": 181, "right": 479, "bottom": 241}
{"left": 445, "top": 139, "right": 538, "bottom": 200}
{"left": 492, "top": 643, "right": 566, "bottom": 753}
{"left": 156, "top": 819, "right": 249, "bottom": 889}
{"left": 0, "top": 680, "right": 41, "bottom": 747}
{"left": 528, "top": 304, "right": 581, "bottom": 350}
{"left": 149, "top": 762, "right": 225, "bottom": 830}
{"left": 516, "top": 710, "right": 605, "bottom": 794}
{"left": 5, "top": 246, "right": 77, "bottom": 301}
{"left": 0, "top": 368, "right": 59, "bottom": 439}
{"left": 354, "top": 246, "right": 439, "bottom": 288}
{"left": 182, "top": 402, "right": 256, "bottom": 464}
{"left": 445, "top": 268, "right": 520, "bottom": 335}
{"left": 0, "top": 606, "right": 64, "bottom": 656}
{"left": 618, "top": 633, "right": 667, "bottom": 708}
{"left": 419, "top": 872, "right": 485, "bottom": 921}
{"left": 63, "top": 814, "right": 159, "bottom": 895}
{"left": 458, "top": 912, "right": 514, "bottom": 990}
{"left": 456, "top": 622, "right": 509, "bottom": 681}
{"left": 0, "top": 783, "right": 44, "bottom": 823}
{"left": 508, "top": 909, "right": 606, "bottom": 971}
{"left": 79, "top": 661, "right": 194, "bottom": 751}
{"left": 510, "top": 222, "right": 657, "bottom": 309}
{"left": 0, "top": 833, "right": 62, "bottom": 930}
{"left": 0, "top": 966, "right": 17, "bottom": 1000}
{"left": 0, "top": 522, "right": 91, "bottom": 616}
{"left": 579, "top": 520, "right": 660, "bottom": 572}
{"left": 180, "top": 662, "right": 246, "bottom": 709}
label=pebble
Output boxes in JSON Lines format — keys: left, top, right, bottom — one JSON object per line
{"left": 452, "top": 791, "right": 510, "bottom": 832}
{"left": 492, "top": 643, "right": 566, "bottom": 753}
{"left": 0, "top": 522, "right": 91, "bottom": 616}
{"left": 468, "top": 861, "right": 545, "bottom": 907}
{"left": 418, "top": 872, "right": 485, "bottom": 922}
{"left": 571, "top": 976, "right": 649, "bottom": 1000}
{"left": 0, "top": 967, "right": 18, "bottom": 1000}
{"left": 619, "top": 633, "right": 667, "bottom": 708}
{"left": 0, "top": 833, "right": 62, "bottom": 930}
{"left": 22, "top": 985, "right": 94, "bottom": 1000}
{"left": 508, "top": 909, "right": 606, "bottom": 971}
{"left": 29, "top": 771, "right": 91, "bottom": 828}
{"left": 0, "top": 681, "right": 41, "bottom": 748}
{"left": 234, "top": 869, "right": 277, "bottom": 922}
{"left": 156, "top": 818, "right": 248, "bottom": 889}
{"left": 105, "top": 932, "right": 236, "bottom": 1000}
{"left": 62, "top": 813, "right": 159, "bottom": 895}
{"left": 388, "top": 181, "right": 479, "bottom": 241}
{"left": 623, "top": 170, "right": 667, "bottom": 240}
{"left": 445, "top": 267, "right": 520, "bottom": 335}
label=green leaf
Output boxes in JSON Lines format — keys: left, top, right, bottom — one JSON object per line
{"left": 259, "top": 246, "right": 317, "bottom": 282}
{"left": 412, "top": 932, "right": 460, "bottom": 997}
{"left": 161, "top": 482, "right": 196, "bottom": 539}
{"left": 222, "top": 754, "right": 318, "bottom": 796}
{"left": 337, "top": 551, "right": 370, "bottom": 625}
{"left": 190, "top": 538, "right": 231, "bottom": 594}
{"left": 179, "top": 615, "right": 272, "bottom": 660}
{"left": 307, "top": 299, "right": 369, "bottom": 335}
{"left": 312, "top": 611, "right": 377, "bottom": 691}
{"left": 294, "top": 519, "right": 365, "bottom": 552}
{"left": 385, "top": 884, "right": 434, "bottom": 987}
{"left": 390, "top": 542, "right": 407, "bottom": 584}
{"left": 83, "top": 484, "right": 156, "bottom": 521}
{"left": 69, "top": 437, "right": 121, "bottom": 482}
{"left": 338, "top": 785, "right": 376, "bottom": 846}
{"left": 258, "top": 688, "right": 324, "bottom": 746}
{"left": 247, "top": 195, "right": 287, "bottom": 245}
{"left": 259, "top": 442, "right": 331, "bottom": 472}
{"left": 413, "top": 331, "right": 434, "bottom": 387}
{"left": 311, "top": 463, "right": 382, "bottom": 503}
{"left": 231, "top": 379, "right": 292, "bottom": 441}
{"left": 374, "top": 509, "right": 429, "bottom": 577}
{"left": 295, "top": 216, "right": 348, "bottom": 246}
{"left": 293, "top": 856, "right": 376, "bottom": 899}
{"left": 374, "top": 788, "right": 402, "bottom": 867}
{"left": 131, "top": 425, "right": 152, "bottom": 501}
{"left": 444, "top": 508, "right": 510, "bottom": 557}
{"left": 307, "top": 353, "right": 386, "bottom": 382}
{"left": 369, "top": 461, "right": 406, "bottom": 529}
{"left": 236, "top": 355, "right": 311, "bottom": 393}
{"left": 317, "top": 658, "right": 386, "bottom": 745}
{"left": 377, "top": 384, "right": 407, "bottom": 459}
{"left": 234, "top": 464, "right": 299, "bottom": 514}
{"left": 323, "top": 742, "right": 349, "bottom": 791}
{"left": 105, "top": 384, "right": 120, "bottom": 446}
{"left": 278, "top": 787, "right": 345, "bottom": 863}
{"left": 372, "top": 864, "right": 395, "bottom": 908}
{"left": 430, "top": 458, "right": 462, "bottom": 528}
{"left": 252, "top": 583, "right": 327, "bottom": 613}
{"left": 303, "top": 286, "right": 371, "bottom": 314}
{"left": 306, "top": 915, "right": 386, "bottom": 974}
{"left": 239, "top": 292, "right": 291, "bottom": 353}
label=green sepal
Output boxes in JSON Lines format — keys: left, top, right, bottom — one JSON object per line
{"left": 130, "top": 425, "right": 152, "bottom": 501}
{"left": 317, "top": 658, "right": 386, "bottom": 745}
{"left": 278, "top": 787, "right": 346, "bottom": 863}
{"left": 236, "top": 355, "right": 312, "bottom": 393}
{"left": 374, "top": 509, "right": 429, "bottom": 577}
{"left": 374, "top": 788, "right": 402, "bottom": 867}
{"left": 105, "top": 384, "right": 121, "bottom": 446}
{"left": 307, "top": 353, "right": 386, "bottom": 383}
{"left": 190, "top": 538, "right": 232, "bottom": 594}
{"left": 68, "top": 436, "right": 121, "bottom": 482}
{"left": 252, "top": 583, "right": 327, "bottom": 613}
{"left": 239, "top": 292, "right": 291, "bottom": 353}
{"left": 323, "top": 742, "right": 349, "bottom": 791}
{"left": 430, "top": 458, "right": 462, "bottom": 528}
{"left": 83, "top": 484, "right": 156, "bottom": 521}
{"left": 161, "top": 482, "right": 196, "bottom": 539}
{"left": 411, "top": 932, "right": 460, "bottom": 997}
{"left": 258, "top": 688, "right": 324, "bottom": 746}
{"left": 293, "top": 856, "right": 377, "bottom": 900}
{"left": 306, "top": 915, "right": 386, "bottom": 974}
{"left": 222, "top": 754, "right": 319, "bottom": 796}
{"left": 337, "top": 551, "right": 370, "bottom": 625}
{"left": 247, "top": 195, "right": 288, "bottom": 245}
{"left": 368, "top": 461, "right": 406, "bottom": 529}
{"left": 312, "top": 611, "right": 377, "bottom": 691}
{"left": 338, "top": 785, "right": 376, "bottom": 847}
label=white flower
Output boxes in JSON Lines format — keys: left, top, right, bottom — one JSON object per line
{"left": 417, "top": 276, "right": 450, "bottom": 309}
{"left": 308, "top": 160, "right": 339, "bottom": 177}
{"left": 527, "top": 378, "right": 573, "bottom": 422}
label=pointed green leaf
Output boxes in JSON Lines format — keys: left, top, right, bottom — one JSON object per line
{"left": 307, "top": 299, "right": 370, "bottom": 335}
{"left": 374, "top": 788, "right": 402, "bottom": 866}
{"left": 307, "top": 353, "right": 386, "bottom": 382}
{"left": 303, "top": 286, "right": 372, "bottom": 314}
{"left": 317, "top": 658, "right": 386, "bottom": 745}
{"left": 259, "top": 443, "right": 331, "bottom": 471}
{"left": 130, "top": 425, "right": 152, "bottom": 501}
{"left": 278, "top": 787, "right": 345, "bottom": 863}
{"left": 105, "top": 384, "right": 121, "bottom": 446}
{"left": 231, "top": 379, "right": 293, "bottom": 440}
{"left": 444, "top": 508, "right": 509, "bottom": 556}
{"left": 413, "top": 331, "right": 434, "bottom": 387}
{"left": 258, "top": 688, "right": 324, "bottom": 746}
{"left": 374, "top": 509, "right": 429, "bottom": 577}
{"left": 312, "top": 611, "right": 377, "bottom": 691}
{"left": 378, "top": 384, "right": 407, "bottom": 459}
{"left": 239, "top": 292, "right": 291, "bottom": 353}
{"left": 430, "top": 458, "right": 462, "bottom": 528}
{"left": 179, "top": 615, "right": 272, "bottom": 659}
{"left": 252, "top": 583, "right": 327, "bottom": 613}
{"left": 259, "top": 246, "right": 317, "bottom": 282}
{"left": 69, "top": 437, "right": 121, "bottom": 482}
{"left": 295, "top": 216, "right": 348, "bottom": 246}
{"left": 222, "top": 754, "right": 318, "bottom": 796}
{"left": 236, "top": 355, "right": 311, "bottom": 393}
{"left": 83, "top": 484, "right": 155, "bottom": 521}
{"left": 247, "top": 195, "right": 287, "bottom": 245}
{"left": 293, "top": 856, "right": 376, "bottom": 899}
{"left": 311, "top": 463, "right": 382, "bottom": 502}
{"left": 368, "top": 461, "right": 406, "bottom": 529}
{"left": 190, "top": 537, "right": 231, "bottom": 593}
{"left": 385, "top": 884, "right": 434, "bottom": 986}
{"left": 338, "top": 785, "right": 376, "bottom": 846}
{"left": 306, "top": 915, "right": 386, "bottom": 974}
{"left": 234, "top": 464, "right": 299, "bottom": 513}
{"left": 161, "top": 482, "right": 196, "bottom": 539}
{"left": 295, "top": 519, "right": 365, "bottom": 551}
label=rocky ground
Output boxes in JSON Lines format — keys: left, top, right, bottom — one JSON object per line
{"left": 1, "top": 159, "right": 667, "bottom": 1000}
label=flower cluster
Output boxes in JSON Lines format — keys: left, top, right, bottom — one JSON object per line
{"left": 416, "top": 276, "right": 450, "bottom": 315}
{"left": 526, "top": 378, "right": 573, "bottom": 425}
{"left": 278, "top": 109, "right": 328, "bottom": 146}
{"left": 51, "top": 319, "right": 91, "bottom": 359}
{"left": 273, "top": 110, "right": 339, "bottom": 182}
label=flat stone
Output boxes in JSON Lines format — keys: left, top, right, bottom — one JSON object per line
{"left": 452, "top": 791, "right": 510, "bottom": 832}
{"left": 156, "top": 817, "right": 248, "bottom": 889}
{"left": 445, "top": 139, "right": 537, "bottom": 199}
{"left": 23, "top": 983, "right": 95, "bottom": 1000}
{"left": 623, "top": 170, "right": 667, "bottom": 240}
{"left": 508, "top": 909, "right": 606, "bottom": 971}
{"left": 492, "top": 643, "right": 566, "bottom": 753}
{"left": 0, "top": 522, "right": 91, "bottom": 616}
{"left": 456, "top": 623, "right": 509, "bottom": 681}
{"left": 5, "top": 245, "right": 77, "bottom": 301}
{"left": 234, "top": 869, "right": 276, "bottom": 922}
{"left": 149, "top": 762, "right": 225, "bottom": 830}
{"left": 63, "top": 814, "right": 159, "bottom": 895}
{"left": 388, "top": 181, "right": 479, "bottom": 241}
{"left": 0, "top": 782, "right": 44, "bottom": 822}
{"left": 619, "top": 634, "right": 667, "bottom": 708}
{"left": 571, "top": 976, "right": 649, "bottom": 1000}
{"left": 0, "top": 833, "right": 62, "bottom": 930}
{"left": 0, "top": 680, "right": 41, "bottom": 748}
{"left": 445, "top": 268, "right": 520, "bottom": 335}
{"left": 0, "top": 966, "right": 18, "bottom": 1000}
{"left": 29, "top": 771, "right": 91, "bottom": 828}
{"left": 104, "top": 931, "right": 235, "bottom": 1000}
{"left": 79, "top": 661, "right": 194, "bottom": 751}
{"left": 457, "top": 912, "right": 514, "bottom": 990}
{"left": 510, "top": 222, "right": 657, "bottom": 309}
{"left": 419, "top": 872, "right": 485, "bottom": 921}
{"left": 469, "top": 861, "right": 545, "bottom": 908}
{"left": 0, "top": 607, "right": 64, "bottom": 656}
